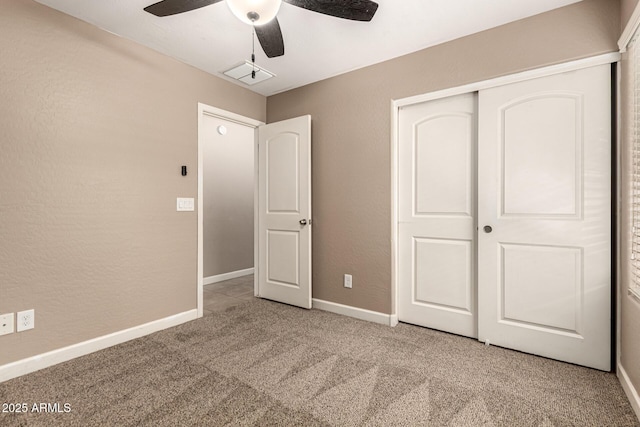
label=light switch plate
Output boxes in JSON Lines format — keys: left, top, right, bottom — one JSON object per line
{"left": 344, "top": 274, "right": 353, "bottom": 289}
{"left": 0, "top": 313, "right": 14, "bottom": 336}
{"left": 177, "top": 198, "right": 194, "bottom": 212}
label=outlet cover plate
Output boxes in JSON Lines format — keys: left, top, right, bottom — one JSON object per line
{"left": 0, "top": 313, "right": 14, "bottom": 336}
{"left": 17, "top": 309, "right": 34, "bottom": 332}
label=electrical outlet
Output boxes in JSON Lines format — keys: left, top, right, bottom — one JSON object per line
{"left": 16, "top": 309, "right": 34, "bottom": 332}
{"left": 0, "top": 313, "right": 14, "bottom": 336}
{"left": 344, "top": 274, "right": 352, "bottom": 289}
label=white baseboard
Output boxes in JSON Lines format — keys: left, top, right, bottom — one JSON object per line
{"left": 619, "top": 364, "right": 640, "bottom": 422}
{"left": 312, "top": 299, "right": 395, "bottom": 326}
{"left": 390, "top": 314, "right": 399, "bottom": 327}
{"left": 0, "top": 309, "right": 198, "bottom": 383}
{"left": 204, "top": 267, "right": 254, "bottom": 285}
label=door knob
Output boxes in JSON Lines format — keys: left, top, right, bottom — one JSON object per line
{"left": 483, "top": 225, "right": 492, "bottom": 233}
{"left": 299, "top": 219, "right": 307, "bottom": 226}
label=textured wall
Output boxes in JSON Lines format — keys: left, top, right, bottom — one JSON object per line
{"left": 203, "top": 115, "right": 254, "bottom": 278}
{"left": 622, "top": 0, "right": 639, "bottom": 31}
{"left": 267, "top": 0, "right": 620, "bottom": 314}
{"left": 0, "top": 0, "right": 265, "bottom": 364}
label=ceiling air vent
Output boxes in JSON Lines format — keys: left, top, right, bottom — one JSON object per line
{"left": 223, "top": 61, "right": 275, "bottom": 85}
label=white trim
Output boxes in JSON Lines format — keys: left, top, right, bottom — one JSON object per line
{"left": 200, "top": 105, "right": 263, "bottom": 128}
{"left": 390, "top": 314, "right": 399, "bottom": 327}
{"left": 619, "top": 364, "right": 640, "bottom": 422}
{"left": 0, "top": 310, "right": 197, "bottom": 383}
{"left": 204, "top": 268, "right": 254, "bottom": 285}
{"left": 619, "top": 3, "right": 640, "bottom": 52}
{"left": 197, "top": 103, "right": 264, "bottom": 315}
{"left": 198, "top": 104, "right": 205, "bottom": 318}
{"left": 312, "top": 298, "right": 395, "bottom": 326}
{"left": 390, "top": 99, "right": 399, "bottom": 322}
{"left": 391, "top": 53, "right": 620, "bottom": 324}
{"left": 253, "top": 122, "right": 261, "bottom": 300}
{"left": 617, "top": 60, "right": 623, "bottom": 372}
{"left": 393, "top": 53, "right": 620, "bottom": 109}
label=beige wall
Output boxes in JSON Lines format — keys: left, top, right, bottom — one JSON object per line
{"left": 203, "top": 115, "right": 254, "bottom": 277}
{"left": 267, "top": 0, "right": 620, "bottom": 314}
{"left": 622, "top": 0, "right": 639, "bottom": 29}
{"left": 0, "top": 0, "right": 265, "bottom": 365}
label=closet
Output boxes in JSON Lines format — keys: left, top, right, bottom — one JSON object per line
{"left": 397, "top": 64, "right": 611, "bottom": 370}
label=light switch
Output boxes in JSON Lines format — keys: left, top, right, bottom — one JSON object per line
{"left": 0, "top": 313, "right": 14, "bottom": 336}
{"left": 177, "top": 198, "right": 194, "bottom": 212}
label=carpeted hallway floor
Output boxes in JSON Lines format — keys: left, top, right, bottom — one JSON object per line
{"left": 0, "top": 297, "right": 637, "bottom": 426}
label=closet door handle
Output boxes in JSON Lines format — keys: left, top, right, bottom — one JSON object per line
{"left": 299, "top": 219, "right": 307, "bottom": 226}
{"left": 483, "top": 225, "right": 493, "bottom": 233}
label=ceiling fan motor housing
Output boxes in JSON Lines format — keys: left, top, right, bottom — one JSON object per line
{"left": 227, "top": 0, "right": 282, "bottom": 25}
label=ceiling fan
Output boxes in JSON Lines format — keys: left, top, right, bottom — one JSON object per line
{"left": 143, "top": 0, "right": 379, "bottom": 58}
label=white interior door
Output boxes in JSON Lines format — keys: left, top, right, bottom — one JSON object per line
{"left": 258, "top": 115, "right": 312, "bottom": 309}
{"left": 477, "top": 65, "right": 611, "bottom": 370}
{"left": 398, "top": 93, "right": 477, "bottom": 338}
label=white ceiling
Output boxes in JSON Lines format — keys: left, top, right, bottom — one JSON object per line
{"left": 34, "top": 0, "right": 582, "bottom": 96}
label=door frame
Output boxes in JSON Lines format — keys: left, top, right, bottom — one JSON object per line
{"left": 390, "top": 52, "right": 620, "bottom": 325}
{"left": 197, "top": 103, "right": 264, "bottom": 318}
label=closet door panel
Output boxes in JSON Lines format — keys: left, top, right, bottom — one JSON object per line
{"left": 477, "top": 64, "right": 611, "bottom": 371}
{"left": 398, "top": 93, "right": 477, "bottom": 338}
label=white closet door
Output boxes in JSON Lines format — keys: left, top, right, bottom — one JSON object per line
{"left": 398, "top": 93, "right": 477, "bottom": 338}
{"left": 477, "top": 65, "right": 611, "bottom": 370}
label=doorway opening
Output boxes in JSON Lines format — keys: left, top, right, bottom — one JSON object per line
{"left": 197, "top": 103, "right": 263, "bottom": 318}
{"left": 197, "top": 105, "right": 313, "bottom": 316}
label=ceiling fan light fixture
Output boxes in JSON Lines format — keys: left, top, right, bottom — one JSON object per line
{"left": 226, "top": 0, "right": 282, "bottom": 26}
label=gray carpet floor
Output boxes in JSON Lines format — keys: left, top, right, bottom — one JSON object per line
{"left": 0, "top": 298, "right": 637, "bottom": 426}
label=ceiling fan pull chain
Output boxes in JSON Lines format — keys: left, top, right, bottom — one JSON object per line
{"left": 251, "top": 25, "right": 256, "bottom": 79}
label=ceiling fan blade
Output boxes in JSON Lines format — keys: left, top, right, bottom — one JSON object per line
{"left": 255, "top": 18, "right": 285, "bottom": 58}
{"left": 144, "top": 0, "right": 223, "bottom": 17}
{"left": 284, "top": 0, "right": 378, "bottom": 22}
